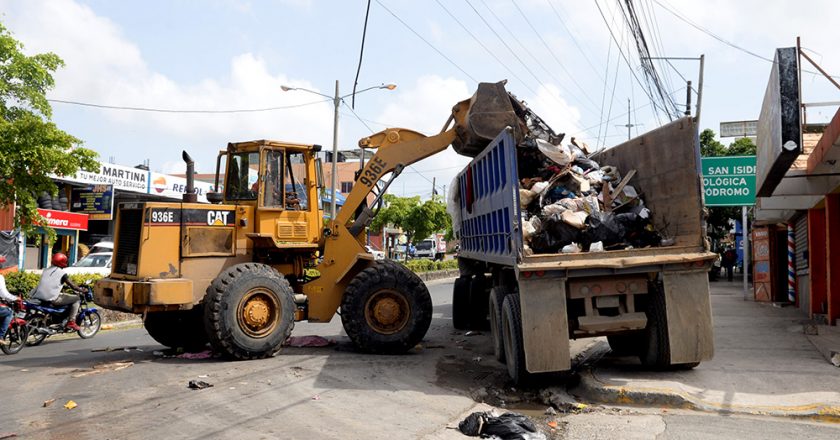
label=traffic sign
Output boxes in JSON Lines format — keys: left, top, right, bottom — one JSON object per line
{"left": 701, "top": 156, "right": 756, "bottom": 206}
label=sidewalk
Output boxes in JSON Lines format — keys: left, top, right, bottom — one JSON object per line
{"left": 574, "top": 280, "right": 840, "bottom": 421}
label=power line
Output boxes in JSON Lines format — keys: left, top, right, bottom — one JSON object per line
{"left": 47, "top": 98, "right": 331, "bottom": 114}
{"left": 374, "top": 0, "right": 477, "bottom": 83}
{"left": 351, "top": 0, "right": 373, "bottom": 109}
{"left": 593, "top": 0, "right": 669, "bottom": 120}
{"left": 544, "top": 0, "right": 605, "bottom": 82}
{"left": 474, "top": 0, "right": 600, "bottom": 118}
{"left": 434, "top": 0, "right": 539, "bottom": 98}
{"left": 508, "top": 0, "right": 602, "bottom": 112}
{"left": 573, "top": 86, "right": 686, "bottom": 137}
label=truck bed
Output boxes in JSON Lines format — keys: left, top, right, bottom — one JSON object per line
{"left": 454, "top": 117, "right": 712, "bottom": 268}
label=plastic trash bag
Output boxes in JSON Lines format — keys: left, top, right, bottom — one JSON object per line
{"left": 447, "top": 175, "right": 461, "bottom": 234}
{"left": 582, "top": 212, "right": 626, "bottom": 246}
{"left": 458, "top": 411, "right": 547, "bottom": 440}
{"left": 561, "top": 242, "right": 582, "bottom": 253}
{"left": 573, "top": 157, "right": 600, "bottom": 171}
{"left": 600, "top": 165, "right": 620, "bottom": 182}
{"left": 589, "top": 241, "right": 604, "bottom": 252}
{"left": 561, "top": 210, "right": 587, "bottom": 229}
{"left": 520, "top": 189, "right": 537, "bottom": 209}
{"left": 536, "top": 139, "right": 573, "bottom": 167}
{"left": 530, "top": 181, "right": 549, "bottom": 194}
{"left": 542, "top": 203, "right": 567, "bottom": 217}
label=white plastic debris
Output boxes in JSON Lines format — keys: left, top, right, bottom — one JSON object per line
{"left": 582, "top": 195, "right": 601, "bottom": 214}
{"left": 536, "top": 139, "right": 573, "bottom": 167}
{"left": 589, "top": 241, "right": 604, "bottom": 252}
{"left": 542, "top": 203, "right": 567, "bottom": 216}
{"left": 561, "top": 243, "right": 582, "bottom": 253}
{"left": 531, "top": 181, "right": 550, "bottom": 194}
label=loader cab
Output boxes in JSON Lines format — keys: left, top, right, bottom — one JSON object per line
{"left": 211, "top": 140, "right": 325, "bottom": 248}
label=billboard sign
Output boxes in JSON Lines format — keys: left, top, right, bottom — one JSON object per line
{"left": 70, "top": 184, "right": 114, "bottom": 220}
{"left": 701, "top": 156, "right": 756, "bottom": 206}
{"left": 720, "top": 120, "right": 758, "bottom": 138}
{"left": 148, "top": 172, "right": 216, "bottom": 203}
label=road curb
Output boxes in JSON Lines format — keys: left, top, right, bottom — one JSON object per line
{"left": 100, "top": 319, "right": 143, "bottom": 331}
{"left": 416, "top": 269, "right": 460, "bottom": 282}
{"left": 572, "top": 369, "right": 840, "bottom": 422}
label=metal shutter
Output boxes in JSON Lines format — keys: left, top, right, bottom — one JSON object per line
{"left": 795, "top": 213, "right": 809, "bottom": 275}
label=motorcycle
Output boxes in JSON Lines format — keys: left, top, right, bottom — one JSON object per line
{"left": 1, "top": 298, "right": 30, "bottom": 355}
{"left": 25, "top": 286, "right": 102, "bottom": 346}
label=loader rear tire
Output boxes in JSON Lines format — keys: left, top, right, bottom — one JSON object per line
{"left": 341, "top": 261, "right": 432, "bottom": 354}
{"left": 203, "top": 263, "right": 295, "bottom": 360}
{"left": 144, "top": 309, "right": 208, "bottom": 352}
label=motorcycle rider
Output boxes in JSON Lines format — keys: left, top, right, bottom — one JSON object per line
{"left": 32, "top": 253, "right": 86, "bottom": 332}
{"left": 0, "top": 256, "right": 20, "bottom": 346}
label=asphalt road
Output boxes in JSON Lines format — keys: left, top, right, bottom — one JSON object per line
{"left": 2, "top": 279, "right": 838, "bottom": 439}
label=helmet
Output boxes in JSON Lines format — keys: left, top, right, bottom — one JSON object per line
{"left": 51, "top": 253, "right": 69, "bottom": 268}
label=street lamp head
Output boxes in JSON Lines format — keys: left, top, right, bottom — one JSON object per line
{"left": 383, "top": 83, "right": 397, "bottom": 90}
{"left": 280, "top": 85, "right": 294, "bottom": 92}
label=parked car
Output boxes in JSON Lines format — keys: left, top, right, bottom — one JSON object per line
{"left": 365, "top": 245, "right": 386, "bottom": 261}
{"left": 64, "top": 252, "right": 112, "bottom": 276}
{"left": 89, "top": 241, "right": 114, "bottom": 254}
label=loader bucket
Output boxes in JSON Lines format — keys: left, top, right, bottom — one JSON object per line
{"left": 452, "top": 81, "right": 524, "bottom": 157}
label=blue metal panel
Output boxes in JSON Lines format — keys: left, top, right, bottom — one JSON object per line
{"left": 455, "top": 128, "right": 522, "bottom": 266}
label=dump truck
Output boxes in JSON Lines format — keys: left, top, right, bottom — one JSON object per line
{"left": 94, "top": 83, "right": 521, "bottom": 359}
{"left": 450, "top": 111, "right": 716, "bottom": 383}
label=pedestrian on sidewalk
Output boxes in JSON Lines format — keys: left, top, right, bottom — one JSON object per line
{"left": 0, "top": 256, "right": 20, "bottom": 346}
{"left": 722, "top": 247, "right": 737, "bottom": 282}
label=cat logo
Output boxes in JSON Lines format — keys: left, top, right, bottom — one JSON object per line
{"left": 207, "top": 210, "right": 231, "bottom": 226}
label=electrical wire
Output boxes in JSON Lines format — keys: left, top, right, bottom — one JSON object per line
{"left": 374, "top": 0, "right": 477, "bottom": 83}
{"left": 593, "top": 0, "right": 669, "bottom": 120}
{"left": 351, "top": 0, "right": 373, "bottom": 109}
{"left": 47, "top": 98, "right": 332, "bottom": 113}
{"left": 544, "top": 0, "right": 605, "bottom": 82}
{"left": 434, "top": 0, "right": 539, "bottom": 98}
{"left": 508, "top": 0, "right": 601, "bottom": 111}
{"left": 474, "top": 0, "right": 601, "bottom": 118}
{"left": 573, "top": 86, "right": 686, "bottom": 137}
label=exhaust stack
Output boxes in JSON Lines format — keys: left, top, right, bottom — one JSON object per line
{"left": 182, "top": 150, "right": 197, "bottom": 203}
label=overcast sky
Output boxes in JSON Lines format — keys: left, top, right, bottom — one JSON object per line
{"left": 3, "top": 0, "right": 839, "bottom": 198}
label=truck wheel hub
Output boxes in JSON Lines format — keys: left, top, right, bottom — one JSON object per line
{"left": 365, "top": 290, "right": 410, "bottom": 335}
{"left": 238, "top": 289, "right": 279, "bottom": 337}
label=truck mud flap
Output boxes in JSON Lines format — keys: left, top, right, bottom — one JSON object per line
{"left": 519, "top": 276, "right": 571, "bottom": 373}
{"left": 662, "top": 270, "right": 715, "bottom": 364}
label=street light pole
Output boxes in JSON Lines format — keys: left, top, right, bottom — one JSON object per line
{"left": 331, "top": 80, "right": 340, "bottom": 221}
{"left": 280, "top": 81, "right": 396, "bottom": 223}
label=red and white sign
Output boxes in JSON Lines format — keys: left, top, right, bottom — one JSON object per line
{"left": 37, "top": 209, "right": 89, "bottom": 231}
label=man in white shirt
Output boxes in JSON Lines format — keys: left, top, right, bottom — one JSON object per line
{"left": 0, "top": 256, "right": 20, "bottom": 346}
{"left": 32, "top": 253, "right": 86, "bottom": 332}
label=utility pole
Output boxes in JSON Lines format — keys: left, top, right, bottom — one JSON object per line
{"left": 432, "top": 177, "right": 436, "bottom": 199}
{"left": 685, "top": 80, "right": 692, "bottom": 116}
{"left": 617, "top": 99, "right": 637, "bottom": 141}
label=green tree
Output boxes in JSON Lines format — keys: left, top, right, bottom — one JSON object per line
{"left": 371, "top": 194, "right": 451, "bottom": 244}
{"left": 727, "top": 136, "right": 757, "bottom": 156}
{"left": 0, "top": 24, "right": 98, "bottom": 238}
{"left": 700, "top": 128, "right": 725, "bottom": 157}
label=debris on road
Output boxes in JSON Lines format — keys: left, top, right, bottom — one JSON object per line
{"left": 176, "top": 350, "right": 213, "bottom": 360}
{"left": 91, "top": 346, "right": 141, "bottom": 352}
{"left": 311, "top": 394, "right": 321, "bottom": 401}
{"left": 458, "top": 411, "right": 546, "bottom": 440}
{"left": 63, "top": 400, "right": 77, "bottom": 410}
{"left": 71, "top": 361, "right": 134, "bottom": 378}
{"left": 188, "top": 380, "right": 213, "bottom": 390}
{"left": 285, "top": 335, "right": 335, "bottom": 347}
{"left": 464, "top": 331, "right": 482, "bottom": 336}
{"left": 42, "top": 399, "right": 56, "bottom": 408}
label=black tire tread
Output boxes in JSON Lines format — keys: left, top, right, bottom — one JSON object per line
{"left": 502, "top": 294, "right": 532, "bottom": 385}
{"left": 489, "top": 286, "right": 506, "bottom": 363}
{"left": 203, "top": 263, "right": 295, "bottom": 360}
{"left": 452, "top": 276, "right": 471, "bottom": 330}
{"left": 341, "top": 261, "right": 432, "bottom": 354}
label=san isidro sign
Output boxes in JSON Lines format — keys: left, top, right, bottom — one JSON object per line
{"left": 701, "top": 156, "right": 756, "bottom": 206}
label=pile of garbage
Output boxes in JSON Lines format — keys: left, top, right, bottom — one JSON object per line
{"left": 516, "top": 121, "right": 668, "bottom": 256}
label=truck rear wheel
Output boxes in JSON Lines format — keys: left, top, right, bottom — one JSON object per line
{"left": 469, "top": 275, "right": 490, "bottom": 330}
{"left": 203, "top": 263, "right": 295, "bottom": 360}
{"left": 501, "top": 294, "right": 533, "bottom": 384}
{"left": 144, "top": 309, "right": 208, "bottom": 352}
{"left": 452, "top": 276, "right": 472, "bottom": 330}
{"left": 341, "top": 261, "right": 432, "bottom": 354}
{"left": 488, "top": 286, "right": 507, "bottom": 362}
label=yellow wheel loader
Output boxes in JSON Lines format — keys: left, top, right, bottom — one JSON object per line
{"left": 94, "top": 81, "right": 521, "bottom": 359}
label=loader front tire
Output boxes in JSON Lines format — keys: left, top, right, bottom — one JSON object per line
{"left": 204, "top": 263, "right": 295, "bottom": 360}
{"left": 341, "top": 261, "right": 432, "bottom": 354}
